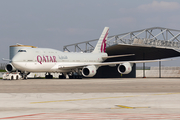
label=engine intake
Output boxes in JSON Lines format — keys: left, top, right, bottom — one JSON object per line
{"left": 82, "top": 65, "right": 97, "bottom": 77}
{"left": 118, "top": 62, "right": 133, "bottom": 74}
{"left": 5, "top": 63, "right": 17, "bottom": 72}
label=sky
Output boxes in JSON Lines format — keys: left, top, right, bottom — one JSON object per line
{"left": 0, "top": 0, "right": 180, "bottom": 66}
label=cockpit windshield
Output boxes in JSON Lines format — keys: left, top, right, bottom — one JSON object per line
{"left": 18, "top": 50, "right": 26, "bottom": 52}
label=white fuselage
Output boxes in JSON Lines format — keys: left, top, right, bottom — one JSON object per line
{"left": 12, "top": 48, "right": 108, "bottom": 73}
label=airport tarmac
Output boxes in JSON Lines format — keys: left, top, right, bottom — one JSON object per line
{"left": 0, "top": 78, "right": 180, "bottom": 119}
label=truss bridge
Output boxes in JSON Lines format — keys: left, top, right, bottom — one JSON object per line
{"left": 63, "top": 27, "right": 180, "bottom": 61}
{"left": 63, "top": 27, "right": 180, "bottom": 78}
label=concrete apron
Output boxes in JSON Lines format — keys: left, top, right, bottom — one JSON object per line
{"left": 0, "top": 93, "right": 180, "bottom": 119}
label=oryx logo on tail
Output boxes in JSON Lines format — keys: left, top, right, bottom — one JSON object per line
{"left": 101, "top": 28, "right": 108, "bottom": 52}
{"left": 92, "top": 27, "right": 109, "bottom": 53}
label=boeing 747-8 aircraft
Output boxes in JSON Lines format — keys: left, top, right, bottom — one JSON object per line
{"left": 5, "top": 27, "right": 170, "bottom": 79}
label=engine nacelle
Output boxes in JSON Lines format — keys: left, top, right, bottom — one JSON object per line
{"left": 82, "top": 65, "right": 97, "bottom": 77}
{"left": 5, "top": 63, "right": 17, "bottom": 72}
{"left": 118, "top": 62, "right": 133, "bottom": 74}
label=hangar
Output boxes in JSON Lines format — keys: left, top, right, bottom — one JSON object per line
{"left": 63, "top": 27, "right": 180, "bottom": 78}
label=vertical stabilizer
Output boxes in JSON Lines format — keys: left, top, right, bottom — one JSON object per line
{"left": 92, "top": 27, "right": 109, "bottom": 53}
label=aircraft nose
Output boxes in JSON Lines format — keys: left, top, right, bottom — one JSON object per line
{"left": 12, "top": 54, "right": 20, "bottom": 63}
{"left": 11, "top": 54, "right": 23, "bottom": 68}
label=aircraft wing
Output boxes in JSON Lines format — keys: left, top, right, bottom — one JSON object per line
{"left": 54, "top": 59, "right": 173, "bottom": 70}
{"left": 92, "top": 59, "right": 173, "bottom": 66}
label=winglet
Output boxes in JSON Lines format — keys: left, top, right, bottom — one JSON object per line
{"left": 92, "top": 27, "right": 109, "bottom": 53}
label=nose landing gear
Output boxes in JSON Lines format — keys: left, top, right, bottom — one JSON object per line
{"left": 20, "top": 72, "right": 30, "bottom": 80}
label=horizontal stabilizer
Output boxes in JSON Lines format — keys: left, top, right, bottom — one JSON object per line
{"left": 2, "top": 58, "right": 11, "bottom": 61}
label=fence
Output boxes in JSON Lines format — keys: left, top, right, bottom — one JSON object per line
{"left": 0, "top": 63, "right": 7, "bottom": 70}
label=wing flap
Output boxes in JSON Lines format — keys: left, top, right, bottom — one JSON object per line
{"left": 58, "top": 64, "right": 87, "bottom": 70}
{"left": 102, "top": 54, "right": 135, "bottom": 60}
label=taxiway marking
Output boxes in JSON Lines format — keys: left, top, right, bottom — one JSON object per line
{"left": 152, "top": 92, "right": 180, "bottom": 96}
{"left": 31, "top": 95, "right": 139, "bottom": 104}
{"left": 113, "top": 105, "right": 150, "bottom": 109}
{"left": 1, "top": 113, "right": 180, "bottom": 120}
{"left": 30, "top": 92, "right": 180, "bottom": 104}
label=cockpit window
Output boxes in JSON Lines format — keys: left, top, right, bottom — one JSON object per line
{"left": 18, "top": 50, "right": 26, "bottom": 52}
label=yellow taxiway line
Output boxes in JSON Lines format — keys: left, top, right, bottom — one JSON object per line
{"left": 30, "top": 92, "right": 180, "bottom": 104}
{"left": 30, "top": 95, "right": 139, "bottom": 104}
{"left": 112, "top": 105, "right": 150, "bottom": 109}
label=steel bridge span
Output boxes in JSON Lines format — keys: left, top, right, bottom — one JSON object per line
{"left": 64, "top": 27, "right": 180, "bottom": 56}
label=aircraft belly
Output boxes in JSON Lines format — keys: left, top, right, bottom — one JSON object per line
{"left": 30, "top": 63, "right": 56, "bottom": 72}
{"left": 14, "top": 62, "right": 55, "bottom": 72}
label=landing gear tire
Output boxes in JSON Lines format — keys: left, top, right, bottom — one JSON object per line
{"left": 10, "top": 76, "right": 13, "bottom": 80}
{"left": 69, "top": 72, "right": 82, "bottom": 79}
{"left": 76, "top": 75, "right": 82, "bottom": 79}
{"left": 45, "top": 72, "right": 53, "bottom": 79}
{"left": 59, "top": 74, "right": 66, "bottom": 79}
{"left": 45, "top": 75, "right": 53, "bottom": 79}
{"left": 22, "top": 75, "right": 27, "bottom": 80}
{"left": 16, "top": 75, "right": 18, "bottom": 80}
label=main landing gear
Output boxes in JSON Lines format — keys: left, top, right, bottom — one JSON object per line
{"left": 68, "top": 72, "right": 82, "bottom": 79}
{"left": 45, "top": 73, "right": 53, "bottom": 79}
{"left": 59, "top": 73, "right": 66, "bottom": 79}
{"left": 45, "top": 70, "right": 83, "bottom": 79}
{"left": 58, "top": 72, "right": 82, "bottom": 79}
{"left": 57, "top": 72, "right": 82, "bottom": 79}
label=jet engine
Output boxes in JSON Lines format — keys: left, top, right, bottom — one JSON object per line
{"left": 118, "top": 62, "right": 133, "bottom": 74}
{"left": 5, "top": 63, "right": 17, "bottom": 72}
{"left": 82, "top": 65, "right": 97, "bottom": 77}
